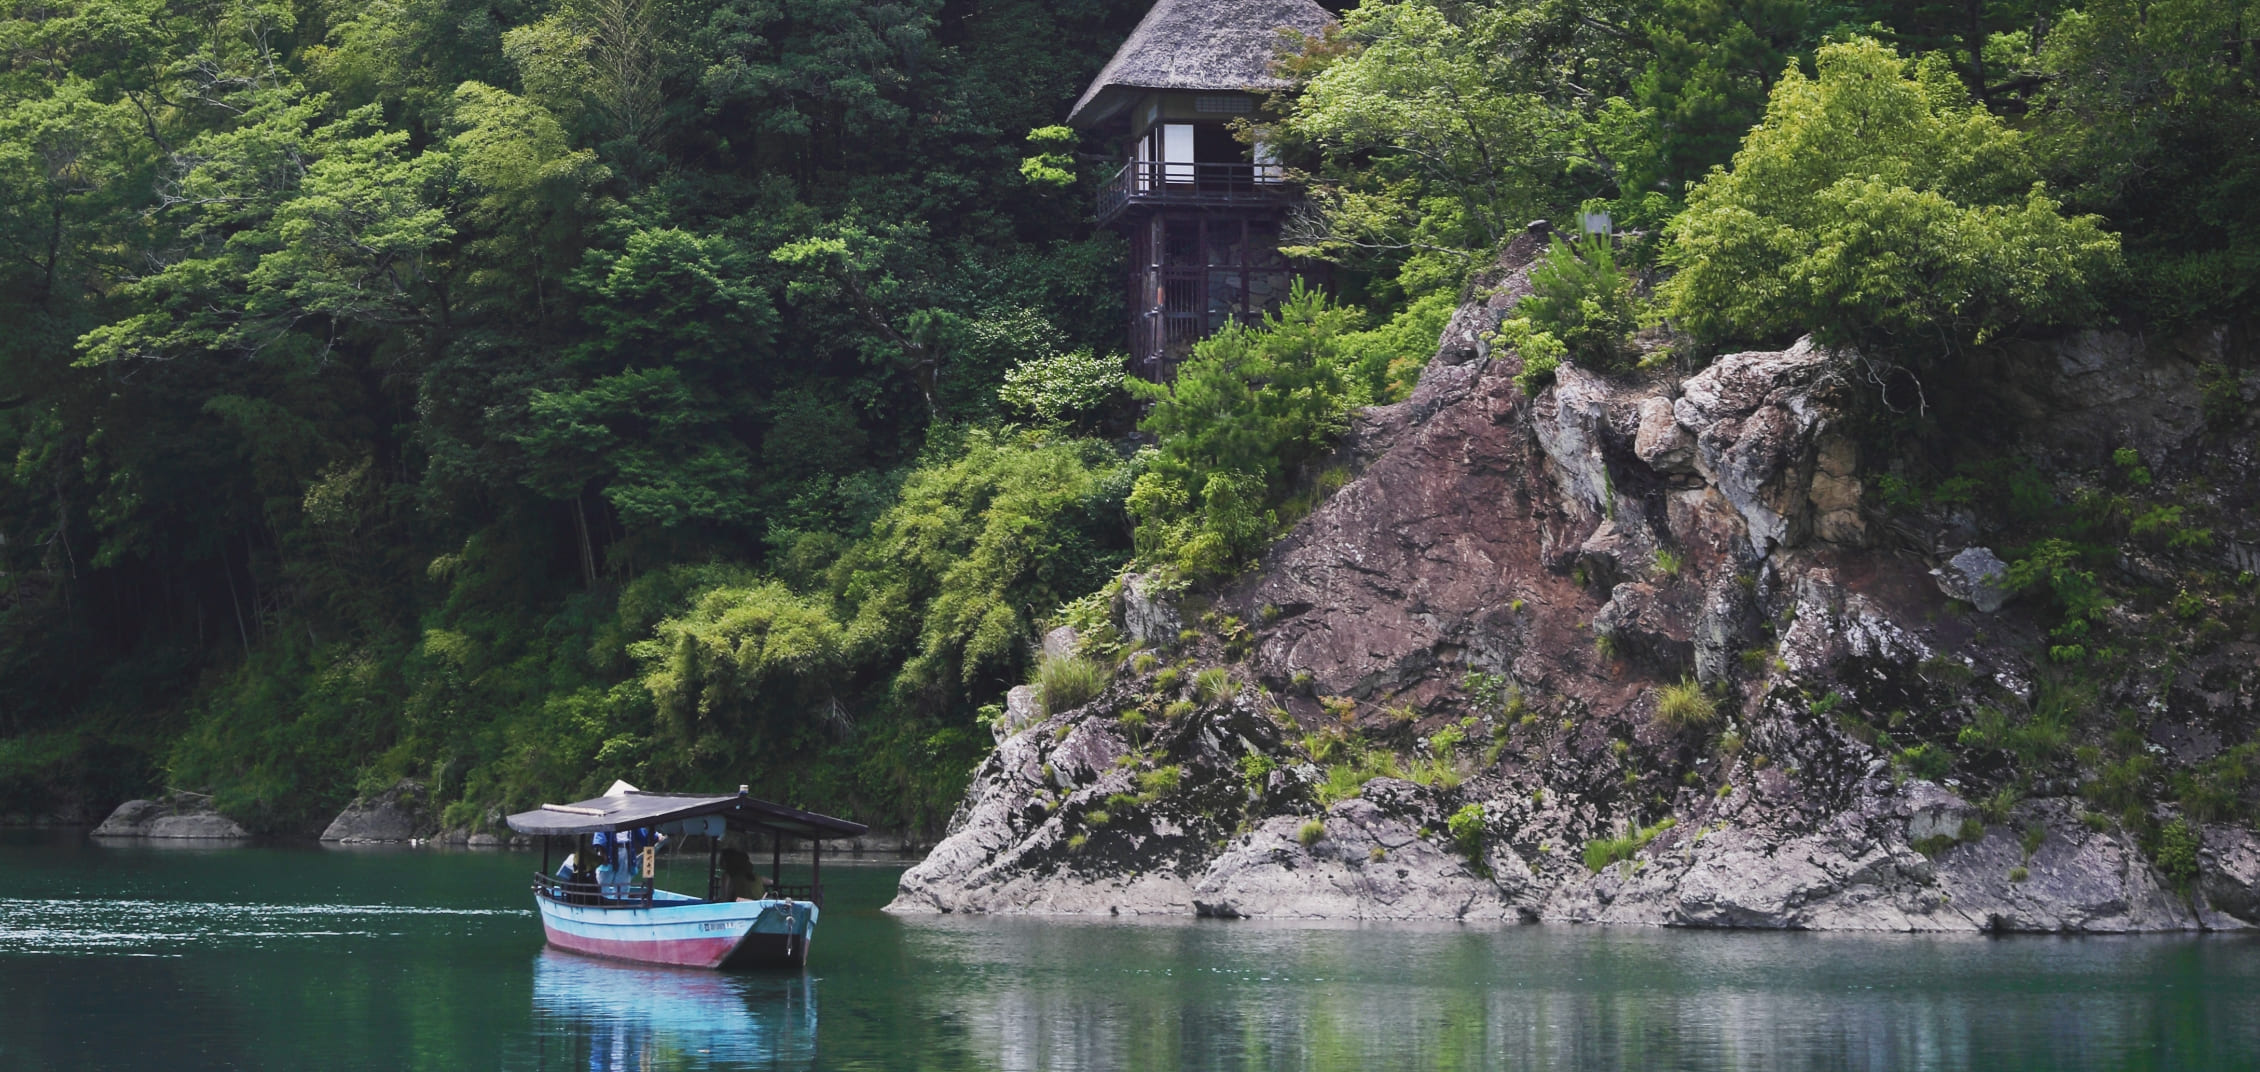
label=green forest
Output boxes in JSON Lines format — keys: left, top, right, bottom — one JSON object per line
{"left": 0, "top": 0, "right": 2250, "bottom": 835}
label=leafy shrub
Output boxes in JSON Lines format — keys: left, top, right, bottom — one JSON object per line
{"left": 1034, "top": 655, "right": 1108, "bottom": 717}
{"left": 827, "top": 429, "right": 1133, "bottom": 701}
{"left": 636, "top": 579, "right": 846, "bottom": 740}
{"left": 1661, "top": 39, "right": 2119, "bottom": 356}
{"left": 2007, "top": 539, "right": 2110, "bottom": 656}
{"left": 1502, "top": 317, "right": 1568, "bottom": 396}
{"left": 1462, "top": 671, "right": 1513, "bottom": 716}
{"left": 2176, "top": 743, "right": 2260, "bottom": 823}
{"left": 1447, "top": 803, "right": 1489, "bottom": 869}
{"left": 1127, "top": 284, "right": 1359, "bottom": 583}
{"left": 1518, "top": 231, "right": 1640, "bottom": 371}
{"left": 1653, "top": 678, "right": 1718, "bottom": 729}
{"left": 1896, "top": 742, "right": 1953, "bottom": 781}
{"left": 998, "top": 348, "right": 1126, "bottom": 426}
{"left": 2155, "top": 819, "right": 2200, "bottom": 887}
{"left": 1340, "top": 290, "right": 1457, "bottom": 404}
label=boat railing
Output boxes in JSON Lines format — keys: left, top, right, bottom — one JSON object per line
{"left": 531, "top": 872, "right": 656, "bottom": 908}
{"left": 533, "top": 872, "right": 819, "bottom": 907}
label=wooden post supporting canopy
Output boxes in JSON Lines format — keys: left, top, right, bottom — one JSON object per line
{"left": 706, "top": 836, "right": 720, "bottom": 901}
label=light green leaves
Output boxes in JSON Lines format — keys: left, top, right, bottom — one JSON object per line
{"left": 1018, "top": 125, "right": 1077, "bottom": 188}
{"left": 77, "top": 89, "right": 454, "bottom": 365}
{"left": 997, "top": 348, "right": 1123, "bottom": 426}
{"left": 1129, "top": 283, "right": 1358, "bottom": 582}
{"left": 1660, "top": 39, "right": 2120, "bottom": 354}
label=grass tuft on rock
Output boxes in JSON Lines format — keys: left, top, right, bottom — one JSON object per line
{"left": 1582, "top": 817, "right": 1676, "bottom": 872}
{"left": 1036, "top": 655, "right": 1109, "bottom": 716}
{"left": 1653, "top": 678, "right": 1719, "bottom": 729}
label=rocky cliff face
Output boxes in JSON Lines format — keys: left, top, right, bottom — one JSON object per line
{"left": 891, "top": 231, "right": 2260, "bottom": 932}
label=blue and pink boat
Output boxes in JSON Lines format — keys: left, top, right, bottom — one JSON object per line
{"left": 505, "top": 782, "right": 867, "bottom": 970}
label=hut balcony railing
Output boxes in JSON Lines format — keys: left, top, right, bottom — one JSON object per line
{"left": 1097, "top": 161, "right": 1294, "bottom": 225}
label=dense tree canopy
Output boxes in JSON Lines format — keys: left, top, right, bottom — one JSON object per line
{"left": 0, "top": 0, "right": 2241, "bottom": 832}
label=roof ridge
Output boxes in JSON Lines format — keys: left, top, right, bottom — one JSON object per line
{"left": 1068, "top": 0, "right": 1337, "bottom": 128}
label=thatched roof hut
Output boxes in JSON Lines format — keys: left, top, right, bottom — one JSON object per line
{"left": 1068, "top": 0, "right": 1338, "bottom": 128}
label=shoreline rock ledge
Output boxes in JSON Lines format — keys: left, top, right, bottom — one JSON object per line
{"left": 320, "top": 779, "right": 439, "bottom": 844}
{"left": 90, "top": 792, "right": 251, "bottom": 839}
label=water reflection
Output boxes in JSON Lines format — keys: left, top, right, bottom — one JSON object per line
{"left": 529, "top": 951, "right": 816, "bottom": 1071}
{"left": 886, "top": 916, "right": 2260, "bottom": 1072}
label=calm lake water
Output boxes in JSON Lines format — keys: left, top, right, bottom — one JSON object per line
{"left": 3, "top": 830, "right": 2257, "bottom": 1071}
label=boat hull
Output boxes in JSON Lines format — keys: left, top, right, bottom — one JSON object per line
{"left": 535, "top": 893, "right": 819, "bottom": 970}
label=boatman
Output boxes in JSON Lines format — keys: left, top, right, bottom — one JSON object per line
{"left": 719, "top": 848, "right": 770, "bottom": 901}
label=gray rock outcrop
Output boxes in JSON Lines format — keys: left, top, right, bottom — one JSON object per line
{"left": 91, "top": 793, "right": 251, "bottom": 839}
{"left": 1117, "top": 573, "right": 1183, "bottom": 647}
{"left": 320, "top": 780, "right": 438, "bottom": 843}
{"left": 1932, "top": 546, "right": 2010, "bottom": 612}
{"left": 992, "top": 685, "right": 1043, "bottom": 744}
{"left": 889, "top": 234, "right": 2260, "bottom": 933}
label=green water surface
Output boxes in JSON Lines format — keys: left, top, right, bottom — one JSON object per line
{"left": 2, "top": 829, "right": 2256, "bottom": 1071}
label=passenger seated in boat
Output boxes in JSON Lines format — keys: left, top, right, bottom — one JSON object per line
{"left": 719, "top": 848, "right": 770, "bottom": 901}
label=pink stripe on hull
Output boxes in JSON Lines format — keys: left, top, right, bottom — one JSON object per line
{"left": 542, "top": 922, "right": 743, "bottom": 968}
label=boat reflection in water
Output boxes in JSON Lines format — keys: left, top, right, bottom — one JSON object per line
{"left": 529, "top": 950, "right": 817, "bottom": 1071}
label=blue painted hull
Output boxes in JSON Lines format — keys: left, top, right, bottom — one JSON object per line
{"left": 535, "top": 891, "right": 819, "bottom": 969}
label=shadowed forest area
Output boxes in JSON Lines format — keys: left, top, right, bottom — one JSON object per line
{"left": 0, "top": 0, "right": 2250, "bottom": 836}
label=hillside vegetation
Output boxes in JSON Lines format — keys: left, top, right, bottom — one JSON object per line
{"left": 0, "top": 0, "right": 2250, "bottom": 835}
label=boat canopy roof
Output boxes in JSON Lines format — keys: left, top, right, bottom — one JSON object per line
{"left": 504, "top": 782, "right": 868, "bottom": 839}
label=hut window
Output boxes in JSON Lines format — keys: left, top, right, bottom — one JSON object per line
{"left": 1195, "top": 94, "right": 1252, "bottom": 115}
{"left": 1254, "top": 139, "right": 1283, "bottom": 183}
{"left": 1161, "top": 123, "right": 1194, "bottom": 183}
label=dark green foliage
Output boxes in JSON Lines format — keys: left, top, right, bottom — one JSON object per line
{"left": 1447, "top": 803, "right": 1489, "bottom": 872}
{"left": 0, "top": 0, "right": 1148, "bottom": 832}
{"left": 1519, "top": 232, "right": 1641, "bottom": 371}
{"left": 2031, "top": 0, "right": 2260, "bottom": 322}
{"left": 2176, "top": 743, "right": 2260, "bottom": 824}
{"left": 2154, "top": 819, "right": 2200, "bottom": 887}
{"left": 1127, "top": 285, "right": 1361, "bottom": 583}
{"left": 1628, "top": 0, "right": 1807, "bottom": 198}
{"left": 2007, "top": 538, "right": 2109, "bottom": 661}
{"left": 1897, "top": 742, "right": 1953, "bottom": 781}
{"left": 2, "top": 0, "right": 2250, "bottom": 839}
